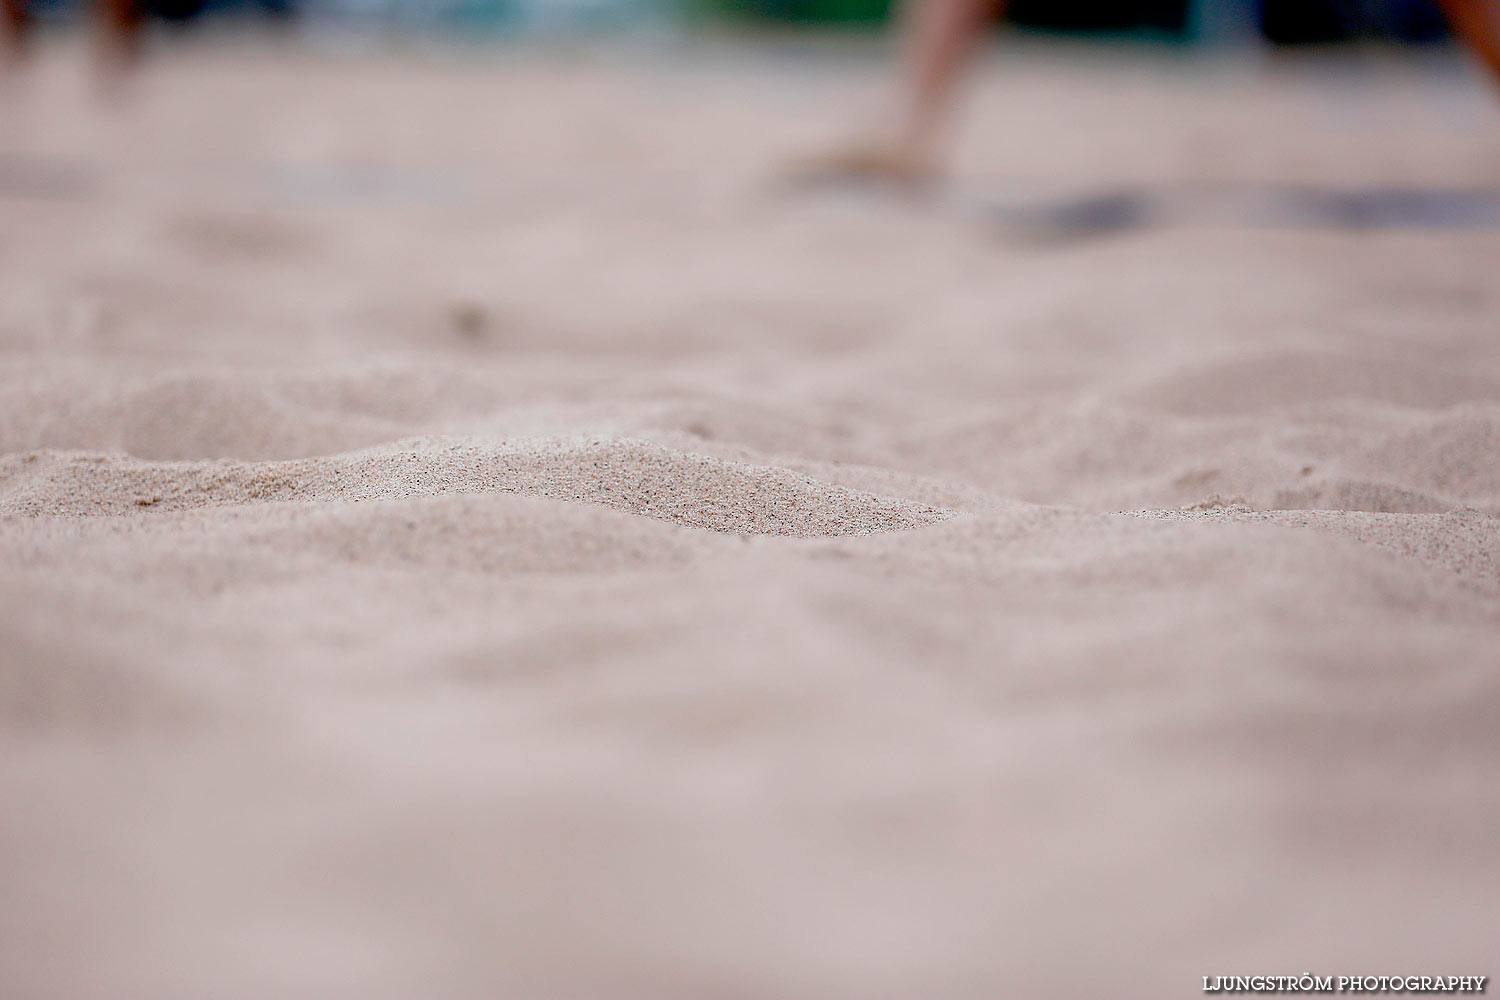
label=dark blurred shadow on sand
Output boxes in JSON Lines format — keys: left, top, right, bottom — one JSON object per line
{"left": 984, "top": 184, "right": 1500, "bottom": 243}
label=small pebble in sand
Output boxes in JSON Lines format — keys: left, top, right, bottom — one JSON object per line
{"left": 450, "top": 301, "right": 489, "bottom": 339}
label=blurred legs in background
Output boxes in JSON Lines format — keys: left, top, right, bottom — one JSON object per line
{"left": 1435, "top": 0, "right": 1500, "bottom": 82}
{"left": 2, "top": 0, "right": 30, "bottom": 59}
{"left": 0, "top": 0, "right": 145, "bottom": 67}
{"left": 793, "top": 0, "right": 1002, "bottom": 182}
{"left": 804, "top": 0, "right": 1500, "bottom": 183}
{"left": 99, "top": 0, "right": 145, "bottom": 66}
{"left": 866, "top": 0, "right": 1005, "bottom": 180}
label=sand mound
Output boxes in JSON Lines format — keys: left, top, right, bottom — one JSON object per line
{"left": 0, "top": 437, "right": 951, "bottom": 536}
{"left": 4, "top": 492, "right": 710, "bottom": 582}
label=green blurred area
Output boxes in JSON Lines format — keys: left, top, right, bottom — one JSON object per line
{"left": 679, "top": 0, "right": 1195, "bottom": 38}
{"left": 684, "top": 0, "right": 893, "bottom": 26}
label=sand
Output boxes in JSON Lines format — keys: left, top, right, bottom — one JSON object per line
{"left": 2, "top": 35, "right": 1499, "bottom": 998}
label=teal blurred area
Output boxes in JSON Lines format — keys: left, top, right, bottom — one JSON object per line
{"left": 18, "top": 0, "right": 1458, "bottom": 43}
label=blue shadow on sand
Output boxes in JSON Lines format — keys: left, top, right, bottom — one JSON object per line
{"left": 983, "top": 184, "right": 1500, "bottom": 241}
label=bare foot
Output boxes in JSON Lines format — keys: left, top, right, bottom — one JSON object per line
{"left": 777, "top": 137, "right": 940, "bottom": 193}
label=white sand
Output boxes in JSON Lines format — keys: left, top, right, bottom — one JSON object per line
{"left": 3, "top": 37, "right": 1499, "bottom": 998}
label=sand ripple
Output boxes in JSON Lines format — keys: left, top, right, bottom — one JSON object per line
{"left": 0, "top": 437, "right": 951, "bottom": 536}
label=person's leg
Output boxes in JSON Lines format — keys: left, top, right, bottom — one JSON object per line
{"left": 2, "top": 0, "right": 31, "bottom": 61}
{"left": 1433, "top": 0, "right": 1500, "bottom": 88}
{"left": 794, "top": 0, "right": 1004, "bottom": 183}
{"left": 886, "top": 0, "right": 1008, "bottom": 170}
{"left": 97, "top": 0, "right": 145, "bottom": 68}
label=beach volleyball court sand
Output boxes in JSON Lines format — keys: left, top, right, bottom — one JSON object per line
{"left": 2, "top": 37, "right": 1499, "bottom": 997}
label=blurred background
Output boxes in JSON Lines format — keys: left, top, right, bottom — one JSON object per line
{"left": 1, "top": 0, "right": 1469, "bottom": 50}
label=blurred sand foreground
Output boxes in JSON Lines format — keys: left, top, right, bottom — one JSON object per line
{"left": 2, "top": 35, "right": 1500, "bottom": 999}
